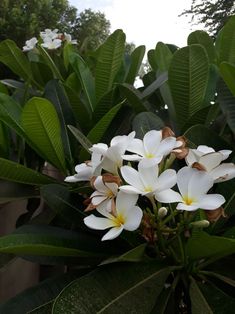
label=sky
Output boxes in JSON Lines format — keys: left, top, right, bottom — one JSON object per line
{"left": 69, "top": 0, "right": 204, "bottom": 51}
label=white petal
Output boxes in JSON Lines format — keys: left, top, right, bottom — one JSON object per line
{"left": 122, "top": 154, "right": 142, "bottom": 161}
{"left": 219, "top": 150, "right": 232, "bottom": 160}
{"left": 90, "top": 143, "right": 108, "bottom": 155}
{"left": 156, "top": 169, "right": 177, "bottom": 191}
{"left": 94, "top": 176, "right": 108, "bottom": 193}
{"left": 84, "top": 215, "right": 115, "bottom": 230}
{"left": 139, "top": 156, "right": 163, "bottom": 168}
{"left": 157, "top": 137, "right": 177, "bottom": 156}
{"left": 92, "top": 195, "right": 107, "bottom": 206}
{"left": 176, "top": 203, "right": 199, "bottom": 211}
{"left": 199, "top": 152, "right": 223, "bottom": 171}
{"left": 143, "top": 130, "right": 162, "bottom": 155}
{"left": 64, "top": 175, "right": 81, "bottom": 182}
{"left": 210, "top": 163, "right": 235, "bottom": 182}
{"left": 155, "top": 189, "right": 182, "bottom": 203}
{"left": 185, "top": 149, "right": 199, "bottom": 166}
{"left": 120, "top": 166, "right": 144, "bottom": 191}
{"left": 198, "top": 194, "right": 225, "bottom": 210}
{"left": 127, "top": 138, "right": 145, "bottom": 156}
{"left": 105, "top": 182, "right": 119, "bottom": 195}
{"left": 197, "top": 145, "right": 215, "bottom": 154}
{"left": 119, "top": 185, "right": 143, "bottom": 194}
{"left": 188, "top": 170, "right": 213, "bottom": 199}
{"left": 101, "top": 157, "right": 118, "bottom": 174}
{"left": 124, "top": 206, "right": 143, "bottom": 231}
{"left": 116, "top": 191, "right": 138, "bottom": 215}
{"left": 138, "top": 163, "right": 159, "bottom": 191}
{"left": 177, "top": 167, "right": 195, "bottom": 197}
{"left": 96, "top": 199, "right": 113, "bottom": 213}
{"left": 101, "top": 226, "right": 124, "bottom": 241}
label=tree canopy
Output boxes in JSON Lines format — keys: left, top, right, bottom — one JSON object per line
{"left": 181, "top": 0, "right": 235, "bottom": 36}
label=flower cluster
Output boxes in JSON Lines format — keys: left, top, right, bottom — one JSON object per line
{"left": 65, "top": 128, "right": 235, "bottom": 241}
{"left": 23, "top": 29, "right": 77, "bottom": 51}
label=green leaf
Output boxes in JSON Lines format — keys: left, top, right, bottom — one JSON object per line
{"left": 125, "top": 45, "right": 146, "bottom": 84}
{"left": 0, "top": 181, "right": 38, "bottom": 203}
{"left": 132, "top": 112, "right": 164, "bottom": 139}
{"left": 67, "top": 125, "right": 92, "bottom": 153}
{"left": 182, "top": 106, "right": 211, "bottom": 133}
{"left": 119, "top": 83, "right": 149, "bottom": 113}
{"left": 69, "top": 53, "right": 95, "bottom": 113}
{"left": 63, "top": 43, "right": 76, "bottom": 70}
{"left": 95, "top": 29, "right": 126, "bottom": 102}
{"left": 168, "top": 44, "right": 210, "bottom": 130}
{"left": 0, "top": 40, "right": 34, "bottom": 83}
{"left": 44, "top": 80, "right": 75, "bottom": 167}
{"left": 37, "top": 46, "right": 63, "bottom": 81}
{"left": 188, "top": 30, "right": 216, "bottom": 63}
{"left": 41, "top": 184, "right": 86, "bottom": 224}
{"left": 220, "top": 62, "right": 235, "bottom": 97}
{"left": 216, "top": 179, "right": 235, "bottom": 216}
{"left": 0, "top": 93, "right": 26, "bottom": 139}
{"left": 184, "top": 124, "right": 232, "bottom": 150}
{"left": 190, "top": 277, "right": 213, "bottom": 314}
{"left": 200, "top": 271, "right": 235, "bottom": 288}
{"left": 0, "top": 273, "right": 77, "bottom": 314}
{"left": 217, "top": 78, "right": 235, "bottom": 134}
{"left": 0, "top": 158, "right": 55, "bottom": 185}
{"left": 186, "top": 231, "right": 235, "bottom": 260}
{"left": 21, "top": 97, "right": 66, "bottom": 172}
{"left": 0, "top": 225, "right": 113, "bottom": 257}
{"left": 155, "top": 42, "right": 173, "bottom": 72}
{"left": 0, "top": 121, "right": 9, "bottom": 158}
{"left": 0, "top": 82, "right": 8, "bottom": 94}
{"left": 148, "top": 49, "right": 158, "bottom": 71}
{"left": 52, "top": 263, "right": 173, "bottom": 314}
{"left": 141, "top": 72, "right": 168, "bottom": 99}
{"left": 217, "top": 15, "right": 235, "bottom": 64}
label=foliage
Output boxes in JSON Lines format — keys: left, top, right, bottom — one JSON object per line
{"left": 1, "top": 15, "right": 235, "bottom": 313}
{"left": 181, "top": 0, "right": 235, "bottom": 36}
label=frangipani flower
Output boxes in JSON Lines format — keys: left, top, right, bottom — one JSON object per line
{"left": 89, "top": 175, "right": 119, "bottom": 212}
{"left": 156, "top": 167, "right": 225, "bottom": 211}
{"left": 23, "top": 37, "right": 38, "bottom": 51}
{"left": 64, "top": 33, "right": 77, "bottom": 44}
{"left": 186, "top": 145, "right": 235, "bottom": 183}
{"left": 120, "top": 163, "right": 177, "bottom": 199}
{"left": 84, "top": 192, "right": 143, "bottom": 241}
{"left": 41, "top": 38, "right": 62, "bottom": 50}
{"left": 90, "top": 132, "right": 136, "bottom": 174}
{"left": 122, "top": 130, "right": 182, "bottom": 168}
{"left": 64, "top": 162, "right": 93, "bottom": 182}
{"left": 40, "top": 29, "right": 59, "bottom": 40}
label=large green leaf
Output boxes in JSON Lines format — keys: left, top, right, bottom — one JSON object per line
{"left": 41, "top": 184, "right": 86, "bottom": 225}
{"left": 95, "top": 29, "right": 126, "bottom": 102}
{"left": 0, "top": 225, "right": 114, "bottom": 257}
{"left": 217, "top": 78, "right": 235, "bottom": 134}
{"left": 125, "top": 45, "right": 146, "bottom": 84}
{"left": 21, "top": 97, "right": 66, "bottom": 172}
{"left": 119, "top": 83, "right": 149, "bottom": 113}
{"left": 155, "top": 42, "right": 173, "bottom": 72}
{"left": 0, "top": 121, "right": 9, "bottom": 158}
{"left": 132, "top": 112, "right": 164, "bottom": 139}
{"left": 0, "top": 273, "right": 77, "bottom": 314}
{"left": 0, "top": 158, "right": 55, "bottom": 185}
{"left": 52, "top": 263, "right": 173, "bottom": 313}
{"left": 188, "top": 30, "right": 216, "bottom": 64}
{"left": 69, "top": 53, "right": 95, "bottom": 113}
{"left": 190, "top": 277, "right": 213, "bottom": 314}
{"left": 217, "top": 15, "right": 235, "bottom": 64}
{"left": 168, "top": 44, "right": 210, "bottom": 130}
{"left": 67, "top": 125, "right": 92, "bottom": 153}
{"left": 0, "top": 181, "right": 38, "bottom": 203}
{"left": 220, "top": 62, "right": 235, "bottom": 97}
{"left": 141, "top": 72, "right": 168, "bottom": 99}
{"left": 186, "top": 231, "right": 235, "bottom": 260}
{"left": 0, "top": 40, "right": 34, "bottom": 83}
{"left": 44, "top": 80, "right": 75, "bottom": 167}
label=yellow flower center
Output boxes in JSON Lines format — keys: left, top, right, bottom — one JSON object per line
{"left": 106, "top": 190, "right": 114, "bottom": 198}
{"left": 183, "top": 195, "right": 195, "bottom": 205}
{"left": 144, "top": 186, "right": 153, "bottom": 193}
{"left": 112, "top": 212, "right": 125, "bottom": 226}
{"left": 145, "top": 153, "right": 154, "bottom": 159}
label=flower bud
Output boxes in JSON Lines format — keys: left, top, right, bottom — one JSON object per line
{"left": 190, "top": 220, "right": 210, "bottom": 228}
{"left": 158, "top": 207, "right": 168, "bottom": 218}
{"left": 162, "top": 127, "right": 175, "bottom": 139}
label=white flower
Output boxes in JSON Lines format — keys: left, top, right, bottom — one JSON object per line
{"left": 40, "top": 29, "right": 59, "bottom": 40}
{"left": 64, "top": 162, "right": 93, "bottom": 182}
{"left": 156, "top": 167, "right": 225, "bottom": 211}
{"left": 64, "top": 33, "right": 77, "bottom": 44}
{"left": 122, "top": 130, "right": 182, "bottom": 168}
{"left": 23, "top": 37, "right": 38, "bottom": 51}
{"left": 90, "top": 176, "right": 119, "bottom": 212}
{"left": 84, "top": 191, "right": 143, "bottom": 241}
{"left": 90, "top": 132, "right": 136, "bottom": 174}
{"left": 186, "top": 145, "right": 235, "bottom": 183}
{"left": 120, "top": 163, "right": 177, "bottom": 199}
{"left": 41, "top": 38, "right": 62, "bottom": 50}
